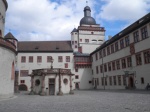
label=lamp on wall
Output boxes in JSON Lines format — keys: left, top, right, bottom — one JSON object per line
{"left": 50, "top": 58, "right": 54, "bottom": 69}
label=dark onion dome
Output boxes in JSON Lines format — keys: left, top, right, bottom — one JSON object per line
{"left": 71, "top": 28, "right": 77, "bottom": 33}
{"left": 80, "top": 5, "right": 96, "bottom": 25}
{"left": 80, "top": 16, "right": 96, "bottom": 25}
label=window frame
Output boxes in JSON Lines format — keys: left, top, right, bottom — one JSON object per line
{"left": 37, "top": 56, "right": 42, "bottom": 63}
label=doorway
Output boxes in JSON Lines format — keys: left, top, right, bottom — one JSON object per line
{"left": 129, "top": 77, "right": 134, "bottom": 88}
{"left": 19, "top": 84, "right": 28, "bottom": 91}
{"left": 75, "top": 83, "right": 79, "bottom": 89}
{"left": 49, "top": 78, "right": 55, "bottom": 95}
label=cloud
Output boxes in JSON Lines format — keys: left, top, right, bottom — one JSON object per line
{"left": 99, "top": 0, "right": 150, "bottom": 22}
{"left": 5, "top": 0, "right": 95, "bottom": 41}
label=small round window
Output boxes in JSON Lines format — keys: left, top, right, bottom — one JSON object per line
{"left": 35, "top": 79, "right": 40, "bottom": 86}
{"left": 63, "top": 78, "right": 68, "bottom": 85}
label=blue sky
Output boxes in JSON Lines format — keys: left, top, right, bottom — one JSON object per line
{"left": 5, "top": 0, "right": 150, "bottom": 41}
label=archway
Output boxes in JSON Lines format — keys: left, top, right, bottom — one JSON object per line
{"left": 19, "top": 84, "right": 28, "bottom": 91}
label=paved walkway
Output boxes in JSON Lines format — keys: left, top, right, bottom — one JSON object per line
{"left": 0, "top": 90, "right": 150, "bottom": 112}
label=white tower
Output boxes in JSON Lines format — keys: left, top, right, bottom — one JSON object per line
{"left": 71, "top": 5, "right": 105, "bottom": 54}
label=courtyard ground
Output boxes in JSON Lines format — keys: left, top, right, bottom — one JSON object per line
{"left": 0, "top": 90, "right": 150, "bottom": 112}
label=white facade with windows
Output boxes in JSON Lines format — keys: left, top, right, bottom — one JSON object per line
{"left": 17, "top": 50, "right": 75, "bottom": 92}
{"left": 91, "top": 13, "right": 150, "bottom": 90}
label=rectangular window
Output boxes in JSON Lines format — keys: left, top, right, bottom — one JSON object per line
{"left": 136, "top": 53, "right": 142, "bottom": 65}
{"left": 100, "top": 65, "right": 103, "bottom": 73}
{"left": 108, "top": 62, "right": 111, "bottom": 71}
{"left": 121, "top": 58, "right": 126, "bottom": 69}
{"left": 66, "top": 56, "right": 70, "bottom": 62}
{"left": 127, "top": 57, "right": 132, "bottom": 67}
{"left": 115, "top": 42, "right": 119, "bottom": 52}
{"left": 105, "top": 77, "right": 107, "bottom": 86}
{"left": 75, "top": 41, "right": 77, "bottom": 44}
{"left": 85, "top": 39, "right": 89, "bottom": 42}
{"left": 80, "top": 39, "right": 82, "bottom": 42}
{"left": 20, "top": 70, "right": 29, "bottom": 77}
{"left": 20, "top": 80, "right": 25, "bottom": 83}
{"left": 96, "top": 66, "right": 99, "bottom": 74}
{"left": 112, "top": 61, "right": 116, "bottom": 70}
{"left": 113, "top": 76, "right": 116, "bottom": 85}
{"left": 58, "top": 56, "right": 63, "bottom": 62}
{"left": 133, "top": 31, "right": 139, "bottom": 43}
{"left": 21, "top": 56, "right": 26, "bottom": 63}
{"left": 75, "top": 75, "right": 79, "bottom": 79}
{"left": 111, "top": 44, "right": 114, "bottom": 53}
{"left": 143, "top": 50, "right": 150, "bottom": 64}
{"left": 78, "top": 47, "right": 82, "bottom": 53}
{"left": 29, "top": 56, "right": 33, "bottom": 63}
{"left": 109, "top": 76, "right": 112, "bottom": 85}
{"left": 103, "top": 48, "right": 106, "bottom": 57}
{"left": 72, "top": 41, "right": 74, "bottom": 45}
{"left": 107, "top": 46, "right": 110, "bottom": 55}
{"left": 141, "top": 26, "right": 148, "bottom": 40}
{"left": 101, "top": 77, "right": 104, "bottom": 86}
{"left": 104, "top": 64, "right": 107, "bottom": 72}
{"left": 75, "top": 45, "right": 77, "bottom": 48}
{"left": 65, "top": 63, "right": 68, "bottom": 68}
{"left": 120, "top": 39, "right": 124, "bottom": 49}
{"left": 37, "top": 56, "right": 42, "bottom": 63}
{"left": 118, "top": 75, "right": 121, "bottom": 85}
{"left": 125, "top": 36, "right": 130, "bottom": 47}
{"left": 99, "top": 51, "right": 102, "bottom": 59}
{"left": 116, "top": 60, "right": 120, "bottom": 70}
{"left": 47, "top": 56, "right": 52, "bottom": 62}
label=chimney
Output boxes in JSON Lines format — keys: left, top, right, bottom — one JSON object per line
{"left": 108, "top": 35, "right": 112, "bottom": 40}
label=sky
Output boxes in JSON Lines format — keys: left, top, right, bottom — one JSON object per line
{"left": 5, "top": 0, "right": 150, "bottom": 41}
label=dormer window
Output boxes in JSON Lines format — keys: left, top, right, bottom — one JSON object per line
{"left": 85, "top": 39, "right": 89, "bottom": 43}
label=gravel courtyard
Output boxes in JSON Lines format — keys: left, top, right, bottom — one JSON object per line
{"left": 0, "top": 90, "right": 150, "bottom": 112}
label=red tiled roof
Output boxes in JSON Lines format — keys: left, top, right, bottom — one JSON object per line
{"left": 18, "top": 41, "right": 73, "bottom": 52}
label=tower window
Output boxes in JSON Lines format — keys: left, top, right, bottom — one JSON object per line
{"left": 85, "top": 39, "right": 89, "bottom": 43}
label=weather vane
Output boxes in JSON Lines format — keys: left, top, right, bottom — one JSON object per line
{"left": 86, "top": 1, "right": 88, "bottom": 6}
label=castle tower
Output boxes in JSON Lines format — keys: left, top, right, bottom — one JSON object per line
{"left": 71, "top": 4, "right": 105, "bottom": 54}
{"left": 0, "top": 0, "right": 17, "bottom": 98}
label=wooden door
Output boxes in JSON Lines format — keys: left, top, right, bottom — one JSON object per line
{"left": 49, "top": 78, "right": 55, "bottom": 95}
